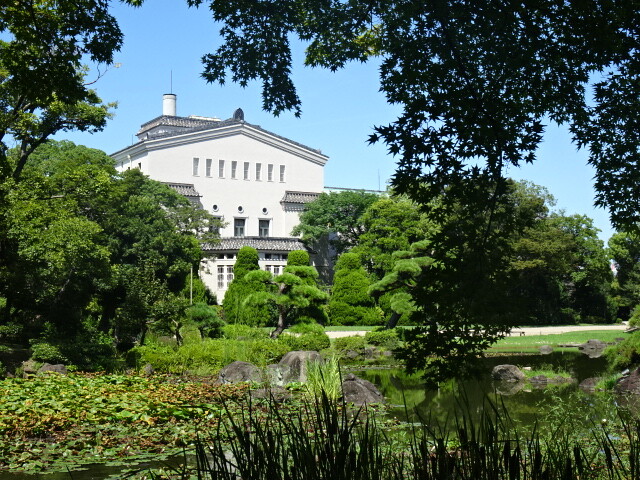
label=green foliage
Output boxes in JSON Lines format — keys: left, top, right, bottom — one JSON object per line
{"left": 332, "top": 336, "right": 366, "bottom": 353}
{"left": 287, "top": 250, "right": 310, "bottom": 266}
{"left": 29, "top": 342, "right": 68, "bottom": 364}
{"left": 305, "top": 356, "right": 341, "bottom": 401}
{"left": 185, "top": 302, "right": 225, "bottom": 338}
{"left": 609, "top": 231, "right": 640, "bottom": 321}
{"left": 222, "top": 324, "right": 269, "bottom": 340}
{"left": 353, "top": 195, "right": 435, "bottom": 278}
{"left": 606, "top": 332, "right": 640, "bottom": 371}
{"left": 329, "top": 253, "right": 380, "bottom": 326}
{"left": 0, "top": 373, "right": 247, "bottom": 474}
{"left": 288, "top": 322, "right": 325, "bottom": 335}
{"left": 223, "top": 247, "right": 275, "bottom": 326}
{"left": 279, "top": 332, "right": 331, "bottom": 352}
{"left": 364, "top": 328, "right": 401, "bottom": 350}
{"left": 291, "top": 191, "right": 379, "bottom": 256}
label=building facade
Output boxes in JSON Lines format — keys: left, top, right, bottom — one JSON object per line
{"left": 111, "top": 94, "right": 328, "bottom": 300}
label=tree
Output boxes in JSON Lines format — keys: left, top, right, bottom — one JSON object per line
{"left": 197, "top": 0, "right": 639, "bottom": 228}
{"left": 222, "top": 246, "right": 276, "bottom": 326}
{"left": 291, "top": 191, "right": 379, "bottom": 257}
{"left": 609, "top": 231, "right": 640, "bottom": 321}
{"left": 352, "top": 195, "right": 435, "bottom": 278}
{"left": 245, "top": 266, "right": 329, "bottom": 338}
{"left": 328, "top": 253, "right": 380, "bottom": 326}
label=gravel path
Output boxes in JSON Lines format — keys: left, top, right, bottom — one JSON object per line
{"left": 325, "top": 324, "right": 630, "bottom": 339}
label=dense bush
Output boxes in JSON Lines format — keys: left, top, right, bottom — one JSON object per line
{"left": 185, "top": 303, "right": 225, "bottom": 338}
{"left": 223, "top": 247, "right": 276, "bottom": 326}
{"left": 280, "top": 332, "right": 331, "bottom": 352}
{"left": 364, "top": 328, "right": 402, "bottom": 350}
{"left": 328, "top": 253, "right": 380, "bottom": 326}
{"left": 287, "top": 250, "right": 310, "bottom": 266}
{"left": 223, "top": 324, "right": 269, "bottom": 339}
{"left": 288, "top": 322, "right": 325, "bottom": 335}
{"left": 332, "top": 335, "right": 366, "bottom": 353}
{"left": 606, "top": 331, "right": 640, "bottom": 371}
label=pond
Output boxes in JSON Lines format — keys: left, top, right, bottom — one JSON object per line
{"left": 356, "top": 351, "right": 616, "bottom": 430}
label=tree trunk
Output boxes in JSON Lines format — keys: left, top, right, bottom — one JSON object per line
{"left": 270, "top": 305, "right": 287, "bottom": 338}
{"left": 385, "top": 311, "right": 401, "bottom": 330}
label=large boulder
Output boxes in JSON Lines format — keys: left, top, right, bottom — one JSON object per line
{"left": 341, "top": 373, "right": 385, "bottom": 405}
{"left": 265, "top": 363, "right": 293, "bottom": 387}
{"left": 492, "top": 364, "right": 525, "bottom": 383}
{"left": 579, "top": 339, "right": 607, "bottom": 358}
{"left": 37, "top": 363, "right": 67, "bottom": 375}
{"left": 616, "top": 368, "right": 640, "bottom": 395}
{"left": 278, "top": 351, "right": 322, "bottom": 383}
{"left": 218, "top": 361, "right": 263, "bottom": 384}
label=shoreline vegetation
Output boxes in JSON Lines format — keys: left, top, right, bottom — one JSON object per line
{"left": 0, "top": 326, "right": 637, "bottom": 478}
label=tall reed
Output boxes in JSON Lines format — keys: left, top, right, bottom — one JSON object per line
{"left": 160, "top": 393, "right": 640, "bottom": 479}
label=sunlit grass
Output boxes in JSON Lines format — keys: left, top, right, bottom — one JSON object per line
{"left": 489, "top": 330, "right": 626, "bottom": 353}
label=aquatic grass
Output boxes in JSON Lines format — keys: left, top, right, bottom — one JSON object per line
{"left": 188, "top": 391, "right": 640, "bottom": 480}
{"left": 305, "top": 355, "right": 342, "bottom": 401}
{"left": 491, "top": 331, "right": 625, "bottom": 353}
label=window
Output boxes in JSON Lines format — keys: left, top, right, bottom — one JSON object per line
{"left": 265, "top": 265, "right": 281, "bottom": 275}
{"left": 279, "top": 165, "right": 286, "bottom": 182}
{"left": 226, "top": 265, "right": 234, "bottom": 285}
{"left": 259, "top": 219, "right": 270, "bottom": 238}
{"left": 137, "top": 162, "right": 142, "bottom": 170}
{"left": 234, "top": 218, "right": 245, "bottom": 237}
{"left": 206, "top": 158, "right": 212, "bottom": 177}
{"left": 218, "top": 159, "right": 225, "bottom": 178}
{"left": 192, "top": 157, "right": 199, "bottom": 176}
{"left": 255, "top": 163, "right": 262, "bottom": 181}
{"left": 231, "top": 161, "right": 237, "bottom": 179}
{"left": 217, "top": 266, "right": 225, "bottom": 289}
{"left": 244, "top": 162, "right": 250, "bottom": 180}
{"left": 267, "top": 164, "right": 274, "bottom": 182}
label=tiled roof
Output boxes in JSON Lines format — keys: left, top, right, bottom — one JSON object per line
{"left": 138, "top": 115, "right": 220, "bottom": 133}
{"left": 281, "top": 191, "right": 321, "bottom": 204}
{"left": 203, "top": 237, "right": 306, "bottom": 252}
{"left": 164, "top": 183, "right": 202, "bottom": 197}
{"left": 134, "top": 115, "right": 325, "bottom": 156}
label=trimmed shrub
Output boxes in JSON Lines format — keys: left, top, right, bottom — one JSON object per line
{"left": 287, "top": 250, "right": 310, "bottom": 266}
{"left": 223, "top": 324, "right": 268, "bottom": 340}
{"left": 333, "top": 335, "right": 366, "bottom": 353}
{"left": 328, "top": 252, "right": 381, "bottom": 326}
{"left": 223, "top": 247, "right": 276, "bottom": 326}
{"left": 288, "top": 322, "right": 325, "bottom": 335}
{"left": 364, "top": 328, "right": 402, "bottom": 350}
{"left": 30, "top": 342, "right": 68, "bottom": 364}
{"left": 280, "top": 332, "right": 331, "bottom": 352}
{"left": 185, "top": 303, "right": 225, "bottom": 338}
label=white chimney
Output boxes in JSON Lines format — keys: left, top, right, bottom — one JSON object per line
{"left": 162, "top": 93, "right": 176, "bottom": 116}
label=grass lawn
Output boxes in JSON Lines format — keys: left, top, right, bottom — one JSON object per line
{"left": 323, "top": 326, "right": 378, "bottom": 332}
{"left": 489, "top": 330, "right": 627, "bottom": 353}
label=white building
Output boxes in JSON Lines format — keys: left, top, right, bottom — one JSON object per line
{"left": 112, "top": 94, "right": 328, "bottom": 300}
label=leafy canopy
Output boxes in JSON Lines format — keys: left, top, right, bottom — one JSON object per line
{"left": 195, "top": 0, "right": 639, "bottom": 227}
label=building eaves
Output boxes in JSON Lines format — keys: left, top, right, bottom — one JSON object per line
{"left": 203, "top": 237, "right": 306, "bottom": 252}
{"left": 281, "top": 191, "right": 321, "bottom": 204}
{"left": 164, "top": 182, "right": 202, "bottom": 197}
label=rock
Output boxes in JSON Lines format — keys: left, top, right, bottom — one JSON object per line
{"left": 539, "top": 345, "right": 553, "bottom": 355}
{"left": 21, "top": 360, "right": 38, "bottom": 377}
{"left": 265, "top": 364, "right": 292, "bottom": 387}
{"left": 492, "top": 364, "right": 525, "bottom": 383}
{"left": 616, "top": 368, "right": 640, "bottom": 395}
{"left": 579, "top": 377, "right": 601, "bottom": 392}
{"left": 249, "top": 387, "right": 292, "bottom": 403}
{"left": 37, "top": 363, "right": 67, "bottom": 375}
{"left": 364, "top": 347, "right": 377, "bottom": 359}
{"left": 345, "top": 350, "right": 360, "bottom": 360}
{"left": 578, "top": 339, "right": 607, "bottom": 358}
{"left": 278, "top": 351, "right": 322, "bottom": 383}
{"left": 341, "top": 374, "right": 385, "bottom": 405}
{"left": 530, "top": 374, "right": 548, "bottom": 385}
{"left": 141, "top": 363, "right": 155, "bottom": 376}
{"left": 495, "top": 380, "right": 524, "bottom": 396}
{"left": 218, "top": 361, "right": 263, "bottom": 384}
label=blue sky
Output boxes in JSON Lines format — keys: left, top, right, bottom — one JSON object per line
{"left": 54, "top": 0, "right": 614, "bottom": 241}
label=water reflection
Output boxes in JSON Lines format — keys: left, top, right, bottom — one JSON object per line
{"left": 356, "top": 351, "right": 613, "bottom": 429}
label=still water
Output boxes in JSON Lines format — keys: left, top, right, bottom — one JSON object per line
{"left": 356, "top": 351, "right": 614, "bottom": 428}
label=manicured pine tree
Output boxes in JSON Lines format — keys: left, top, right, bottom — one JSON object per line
{"left": 222, "top": 246, "right": 276, "bottom": 326}
{"left": 285, "top": 250, "right": 329, "bottom": 325}
{"left": 328, "top": 252, "right": 381, "bottom": 326}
